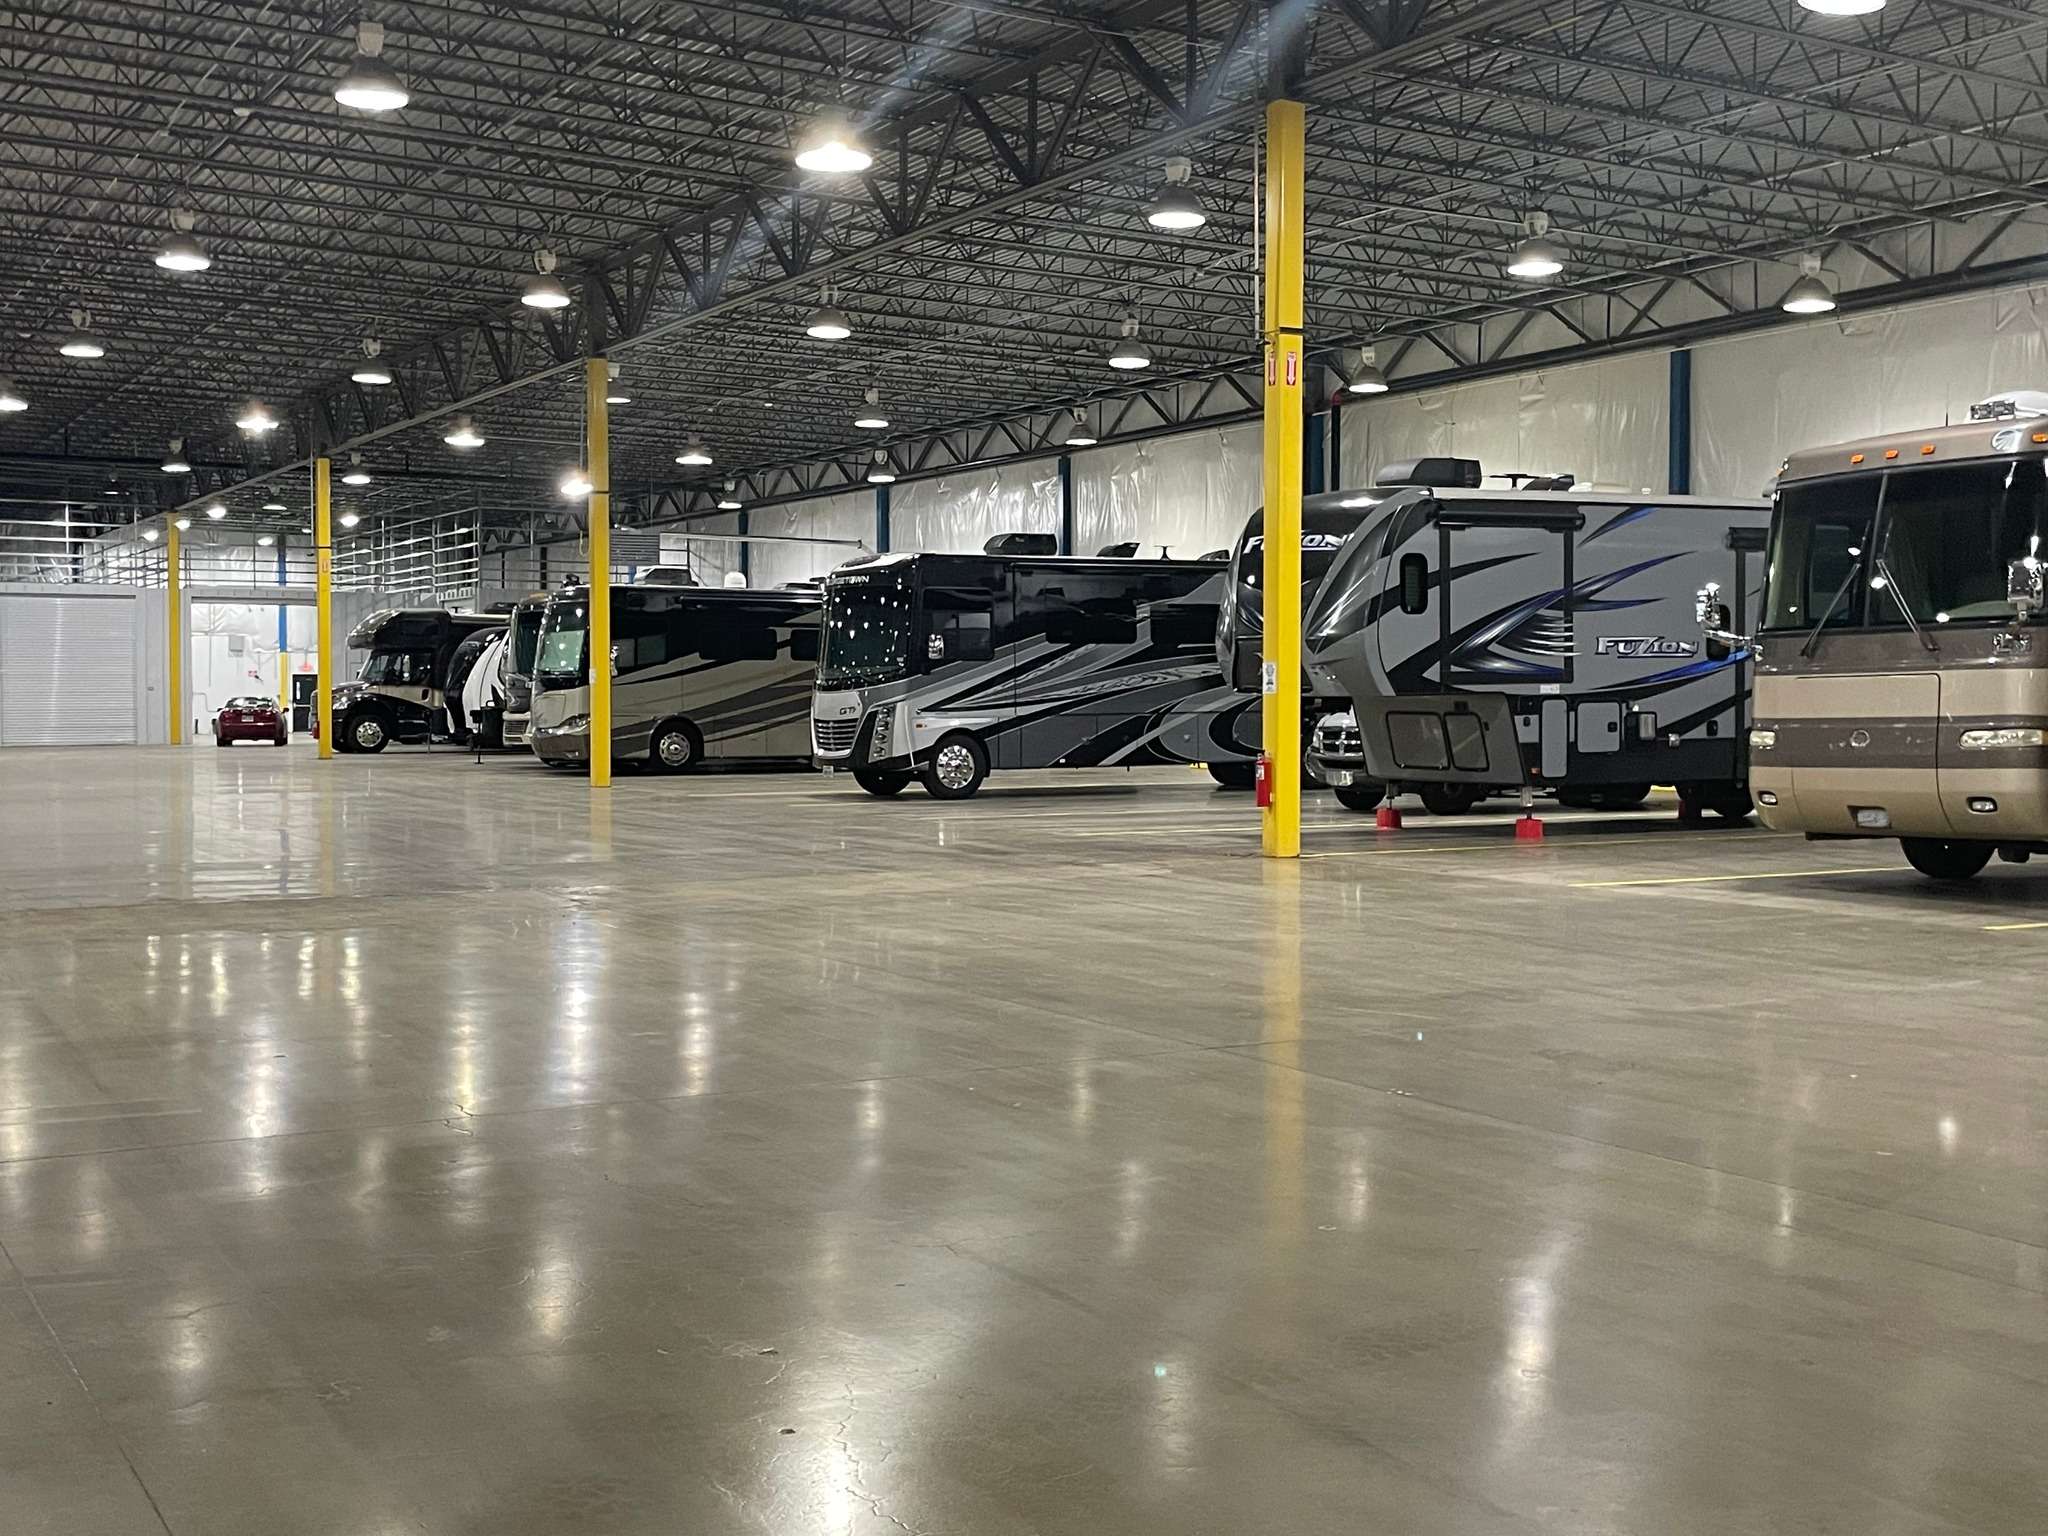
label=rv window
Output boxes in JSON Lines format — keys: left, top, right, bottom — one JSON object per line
{"left": 1874, "top": 458, "right": 2048, "bottom": 625}
{"left": 1763, "top": 477, "right": 1879, "bottom": 630}
{"left": 933, "top": 610, "right": 993, "bottom": 661}
{"left": 702, "top": 623, "right": 779, "bottom": 663}
{"left": 614, "top": 599, "right": 670, "bottom": 674}
{"left": 790, "top": 627, "right": 821, "bottom": 663}
{"left": 1399, "top": 553, "right": 1429, "bottom": 615}
{"left": 1146, "top": 602, "right": 1213, "bottom": 649}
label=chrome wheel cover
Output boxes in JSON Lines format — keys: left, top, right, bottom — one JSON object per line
{"left": 934, "top": 741, "right": 976, "bottom": 789}
{"left": 354, "top": 717, "right": 385, "bottom": 750}
{"left": 657, "top": 730, "right": 691, "bottom": 767}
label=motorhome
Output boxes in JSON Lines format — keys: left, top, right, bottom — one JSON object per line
{"left": 1703, "top": 393, "right": 2048, "bottom": 879}
{"left": 330, "top": 608, "right": 505, "bottom": 753}
{"left": 528, "top": 583, "right": 820, "bottom": 770}
{"left": 1302, "top": 481, "right": 1771, "bottom": 816}
{"left": 499, "top": 592, "right": 549, "bottom": 747}
{"left": 810, "top": 544, "right": 1246, "bottom": 799}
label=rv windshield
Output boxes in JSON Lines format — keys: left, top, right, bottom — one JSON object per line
{"left": 1874, "top": 458, "right": 2048, "bottom": 625}
{"left": 358, "top": 649, "right": 432, "bottom": 685}
{"left": 820, "top": 565, "right": 914, "bottom": 687}
{"left": 510, "top": 607, "right": 543, "bottom": 675}
{"left": 1763, "top": 478, "right": 1878, "bottom": 631}
{"left": 536, "top": 600, "right": 588, "bottom": 687}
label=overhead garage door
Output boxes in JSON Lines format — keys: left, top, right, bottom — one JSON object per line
{"left": 0, "top": 592, "right": 140, "bottom": 746}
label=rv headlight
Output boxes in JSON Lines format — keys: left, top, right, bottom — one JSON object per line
{"left": 1748, "top": 728, "right": 1777, "bottom": 751}
{"left": 558, "top": 714, "right": 590, "bottom": 734}
{"left": 1960, "top": 727, "right": 2046, "bottom": 750}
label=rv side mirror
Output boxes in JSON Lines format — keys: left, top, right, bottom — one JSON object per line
{"left": 2008, "top": 557, "right": 2044, "bottom": 620}
{"left": 1695, "top": 582, "right": 1739, "bottom": 660}
{"left": 927, "top": 634, "right": 946, "bottom": 661}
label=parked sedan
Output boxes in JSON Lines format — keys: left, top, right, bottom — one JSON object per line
{"left": 214, "top": 696, "right": 288, "bottom": 747}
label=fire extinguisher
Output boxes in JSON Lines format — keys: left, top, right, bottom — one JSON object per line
{"left": 1254, "top": 754, "right": 1273, "bottom": 807}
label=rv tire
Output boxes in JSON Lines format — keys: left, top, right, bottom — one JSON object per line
{"left": 854, "top": 768, "right": 911, "bottom": 797}
{"left": 648, "top": 719, "right": 701, "bottom": 774}
{"left": 1900, "top": 838, "right": 1993, "bottom": 881}
{"left": 921, "top": 733, "right": 988, "bottom": 800}
{"left": 1416, "top": 783, "right": 1481, "bottom": 816}
{"left": 1333, "top": 782, "right": 1385, "bottom": 813}
{"left": 1207, "top": 761, "right": 1256, "bottom": 790}
{"left": 347, "top": 712, "right": 390, "bottom": 754}
{"left": 1704, "top": 785, "right": 1753, "bottom": 821}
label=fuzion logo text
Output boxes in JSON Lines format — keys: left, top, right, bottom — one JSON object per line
{"left": 1595, "top": 635, "right": 1698, "bottom": 659}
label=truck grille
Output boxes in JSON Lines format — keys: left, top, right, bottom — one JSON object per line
{"left": 1314, "top": 722, "right": 1363, "bottom": 757}
{"left": 813, "top": 717, "right": 858, "bottom": 756}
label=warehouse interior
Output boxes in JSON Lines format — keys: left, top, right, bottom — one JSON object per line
{"left": 2, "top": 0, "right": 2047, "bottom": 1531}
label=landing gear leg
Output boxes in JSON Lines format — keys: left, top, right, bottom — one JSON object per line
{"left": 1514, "top": 786, "right": 1544, "bottom": 842}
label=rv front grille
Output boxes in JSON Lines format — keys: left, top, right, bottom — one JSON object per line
{"left": 813, "top": 717, "right": 858, "bottom": 756}
{"left": 1314, "top": 722, "right": 1364, "bottom": 758}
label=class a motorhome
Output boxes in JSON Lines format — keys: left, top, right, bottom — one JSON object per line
{"left": 528, "top": 582, "right": 820, "bottom": 770}
{"left": 1300, "top": 479, "right": 1772, "bottom": 815}
{"left": 498, "top": 592, "right": 550, "bottom": 747}
{"left": 330, "top": 607, "right": 506, "bottom": 753}
{"left": 1700, "top": 390, "right": 2048, "bottom": 880}
{"left": 810, "top": 539, "right": 1246, "bottom": 799}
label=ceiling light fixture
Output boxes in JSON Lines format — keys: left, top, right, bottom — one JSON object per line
{"left": 341, "top": 455, "right": 372, "bottom": 486}
{"left": 0, "top": 378, "right": 26, "bottom": 413}
{"left": 256, "top": 533, "right": 275, "bottom": 547}
{"left": 142, "top": 526, "right": 161, "bottom": 543}
{"left": 1505, "top": 211, "right": 1566, "bottom": 279}
{"left": 1798, "top": 0, "right": 1884, "bottom": 14}
{"left": 204, "top": 502, "right": 227, "bottom": 520}
{"left": 854, "top": 385, "right": 889, "bottom": 430}
{"left": 805, "top": 282, "right": 852, "bottom": 340}
{"left": 262, "top": 500, "right": 287, "bottom": 512}
{"left": 866, "top": 450, "right": 896, "bottom": 484}
{"left": 717, "top": 482, "right": 743, "bottom": 511}
{"left": 161, "top": 439, "right": 192, "bottom": 474}
{"left": 334, "top": 20, "right": 408, "bottom": 113}
{"left": 1107, "top": 310, "right": 1152, "bottom": 370}
{"left": 1144, "top": 155, "right": 1207, "bottom": 231}
{"left": 793, "top": 113, "right": 872, "bottom": 175}
{"left": 339, "top": 511, "right": 362, "bottom": 528}
{"left": 674, "top": 435, "right": 713, "bottom": 467}
{"left": 1781, "top": 252, "right": 1838, "bottom": 315}
{"left": 236, "top": 400, "right": 278, "bottom": 434}
{"left": 1347, "top": 345, "right": 1390, "bottom": 395}
{"left": 155, "top": 210, "right": 211, "bottom": 273}
{"left": 605, "top": 362, "right": 628, "bottom": 405}
{"left": 522, "top": 247, "right": 571, "bottom": 310}
{"left": 103, "top": 480, "right": 122, "bottom": 497}
{"left": 173, "top": 515, "right": 191, "bottom": 531}
{"left": 351, "top": 338, "right": 391, "bottom": 386}
{"left": 58, "top": 308, "right": 105, "bottom": 359}
{"left": 443, "top": 414, "right": 485, "bottom": 449}
{"left": 1063, "top": 408, "right": 1098, "bottom": 447}
{"left": 559, "top": 467, "right": 593, "bottom": 498}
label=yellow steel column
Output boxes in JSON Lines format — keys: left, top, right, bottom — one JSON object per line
{"left": 586, "top": 355, "right": 612, "bottom": 789}
{"left": 166, "top": 520, "right": 183, "bottom": 745}
{"left": 315, "top": 457, "right": 334, "bottom": 760}
{"left": 1261, "top": 97, "right": 1306, "bottom": 859}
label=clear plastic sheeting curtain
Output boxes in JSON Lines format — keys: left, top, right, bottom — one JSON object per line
{"left": 888, "top": 462, "right": 1059, "bottom": 553}
{"left": 664, "top": 517, "right": 740, "bottom": 585}
{"left": 747, "top": 491, "right": 875, "bottom": 587}
{"left": 1694, "top": 287, "right": 2048, "bottom": 498}
{"left": 1339, "top": 351, "right": 1669, "bottom": 496}
{"left": 1072, "top": 421, "right": 1264, "bottom": 558}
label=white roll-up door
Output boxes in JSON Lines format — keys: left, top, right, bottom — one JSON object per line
{"left": 0, "top": 591, "right": 141, "bottom": 745}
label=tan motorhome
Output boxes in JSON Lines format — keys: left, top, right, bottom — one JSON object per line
{"left": 1699, "top": 392, "right": 2048, "bottom": 880}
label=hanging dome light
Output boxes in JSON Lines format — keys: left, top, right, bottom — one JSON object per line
{"left": 1798, "top": 0, "right": 1883, "bottom": 13}
{"left": 1505, "top": 212, "right": 1566, "bottom": 279}
{"left": 522, "top": 247, "right": 572, "bottom": 309}
{"left": 443, "top": 414, "right": 485, "bottom": 449}
{"left": 155, "top": 209, "right": 212, "bottom": 273}
{"left": 161, "top": 439, "right": 192, "bottom": 474}
{"left": 793, "top": 113, "right": 872, "bottom": 175}
{"left": 236, "top": 400, "right": 279, "bottom": 434}
{"left": 854, "top": 385, "right": 889, "bottom": 429}
{"left": 865, "top": 450, "right": 896, "bottom": 484}
{"left": 1347, "top": 345, "right": 1390, "bottom": 395}
{"left": 173, "top": 515, "right": 192, "bottom": 531}
{"left": 204, "top": 502, "right": 227, "bottom": 520}
{"left": 1063, "top": 408, "right": 1098, "bottom": 447}
{"left": 674, "top": 435, "right": 713, "bottom": 467}
{"left": 142, "top": 526, "right": 161, "bottom": 543}
{"left": 341, "top": 455, "right": 372, "bottom": 486}
{"left": 0, "top": 378, "right": 26, "bottom": 413}
{"left": 256, "top": 533, "right": 275, "bottom": 547}
{"left": 102, "top": 479, "right": 123, "bottom": 497}
{"left": 605, "top": 362, "right": 628, "bottom": 405}
{"left": 339, "top": 510, "right": 362, "bottom": 528}
{"left": 351, "top": 338, "right": 391, "bottom": 385}
{"left": 559, "top": 467, "right": 593, "bottom": 498}
{"left": 58, "top": 308, "right": 105, "bottom": 359}
{"left": 1144, "top": 156, "right": 1207, "bottom": 232}
{"left": 333, "top": 21, "right": 408, "bottom": 112}
{"left": 805, "top": 282, "right": 852, "bottom": 340}
{"left": 717, "top": 482, "right": 743, "bottom": 511}
{"left": 261, "top": 499, "right": 287, "bottom": 511}
{"left": 1781, "top": 253, "right": 1838, "bottom": 315}
{"left": 1107, "top": 310, "right": 1152, "bottom": 370}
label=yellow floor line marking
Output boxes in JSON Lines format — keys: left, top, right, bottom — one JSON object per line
{"left": 1983, "top": 920, "right": 2048, "bottom": 931}
{"left": 1571, "top": 865, "right": 1899, "bottom": 888}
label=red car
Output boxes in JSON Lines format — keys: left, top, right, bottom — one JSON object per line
{"left": 214, "top": 696, "right": 288, "bottom": 747}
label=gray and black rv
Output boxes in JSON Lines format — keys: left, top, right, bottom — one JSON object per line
{"left": 499, "top": 592, "right": 549, "bottom": 748}
{"left": 528, "top": 583, "right": 820, "bottom": 771}
{"left": 1302, "top": 484, "right": 1771, "bottom": 816}
{"left": 329, "top": 608, "right": 505, "bottom": 754}
{"left": 810, "top": 545, "right": 1246, "bottom": 799}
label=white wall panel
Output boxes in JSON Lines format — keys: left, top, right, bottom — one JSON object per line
{"left": 1072, "top": 421, "right": 1263, "bottom": 557}
{"left": 664, "top": 517, "right": 741, "bottom": 586}
{"left": 887, "top": 462, "right": 1059, "bottom": 553}
{"left": 0, "top": 589, "right": 141, "bottom": 746}
{"left": 1693, "top": 287, "right": 2048, "bottom": 498}
{"left": 1339, "top": 351, "right": 1668, "bottom": 495}
{"left": 747, "top": 491, "right": 874, "bottom": 587}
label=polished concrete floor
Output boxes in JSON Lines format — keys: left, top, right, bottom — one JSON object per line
{"left": 1, "top": 744, "right": 2044, "bottom": 1535}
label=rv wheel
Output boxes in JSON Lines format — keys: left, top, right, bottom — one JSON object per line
{"left": 854, "top": 768, "right": 911, "bottom": 797}
{"left": 1207, "top": 761, "right": 1256, "bottom": 790}
{"left": 648, "top": 720, "right": 700, "bottom": 774}
{"left": 347, "top": 713, "right": 390, "bottom": 754}
{"left": 1703, "top": 786, "right": 1753, "bottom": 821}
{"left": 1900, "top": 838, "right": 1993, "bottom": 881}
{"left": 1333, "top": 782, "right": 1385, "bottom": 813}
{"left": 1417, "top": 783, "right": 1481, "bottom": 816}
{"left": 921, "top": 733, "right": 988, "bottom": 800}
